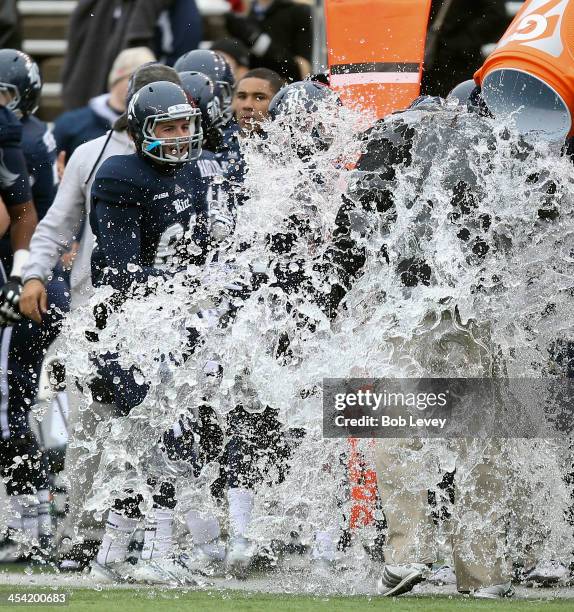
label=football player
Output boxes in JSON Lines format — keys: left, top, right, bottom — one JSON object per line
{"left": 19, "top": 63, "right": 185, "bottom": 571}
{"left": 232, "top": 67, "right": 284, "bottom": 138}
{"left": 0, "top": 49, "right": 65, "bottom": 562}
{"left": 174, "top": 50, "right": 240, "bottom": 167}
{"left": 214, "top": 81, "right": 348, "bottom": 576}
{"left": 88, "top": 80, "right": 212, "bottom": 585}
{"left": 223, "top": 67, "right": 285, "bottom": 211}
{"left": 178, "top": 70, "right": 233, "bottom": 245}
{"left": 177, "top": 70, "right": 233, "bottom": 573}
{"left": 325, "top": 95, "right": 518, "bottom": 599}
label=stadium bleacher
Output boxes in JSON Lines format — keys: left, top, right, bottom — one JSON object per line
{"left": 17, "top": 0, "right": 232, "bottom": 120}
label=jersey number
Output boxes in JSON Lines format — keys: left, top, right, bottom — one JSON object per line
{"left": 155, "top": 213, "right": 196, "bottom": 269}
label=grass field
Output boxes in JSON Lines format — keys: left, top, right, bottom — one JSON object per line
{"left": 2, "top": 563, "right": 574, "bottom": 611}
{"left": 0, "top": 586, "right": 574, "bottom": 612}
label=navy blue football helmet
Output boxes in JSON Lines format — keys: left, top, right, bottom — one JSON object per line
{"left": 447, "top": 80, "right": 477, "bottom": 106}
{"left": 174, "top": 50, "right": 235, "bottom": 124}
{"left": 127, "top": 81, "right": 203, "bottom": 165}
{"left": 269, "top": 81, "right": 342, "bottom": 155}
{"left": 268, "top": 81, "right": 340, "bottom": 119}
{"left": 0, "top": 49, "right": 42, "bottom": 118}
{"left": 179, "top": 71, "right": 225, "bottom": 152}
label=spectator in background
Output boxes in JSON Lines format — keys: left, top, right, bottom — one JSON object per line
{"left": 225, "top": 0, "right": 311, "bottom": 83}
{"left": 62, "top": 0, "right": 201, "bottom": 110}
{"left": 422, "top": 0, "right": 509, "bottom": 97}
{"left": 55, "top": 47, "right": 155, "bottom": 166}
{"left": 0, "top": 1, "right": 21, "bottom": 50}
{"left": 155, "top": 0, "right": 203, "bottom": 66}
{"left": 211, "top": 38, "right": 251, "bottom": 81}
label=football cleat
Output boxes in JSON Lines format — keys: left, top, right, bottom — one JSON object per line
{"left": 130, "top": 555, "right": 201, "bottom": 586}
{"left": 58, "top": 540, "right": 100, "bottom": 572}
{"left": 90, "top": 560, "right": 134, "bottom": 584}
{"left": 0, "top": 529, "right": 21, "bottom": 563}
{"left": 226, "top": 537, "right": 256, "bottom": 578}
{"left": 427, "top": 564, "right": 457, "bottom": 586}
{"left": 178, "top": 542, "right": 226, "bottom": 577}
{"left": 522, "top": 560, "right": 570, "bottom": 587}
{"left": 377, "top": 563, "right": 428, "bottom": 597}
{"left": 473, "top": 582, "right": 515, "bottom": 599}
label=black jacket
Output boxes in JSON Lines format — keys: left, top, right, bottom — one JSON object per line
{"left": 61, "top": 0, "right": 173, "bottom": 110}
{"left": 249, "top": 0, "right": 312, "bottom": 82}
{"left": 324, "top": 100, "right": 499, "bottom": 301}
{"left": 0, "top": 0, "right": 21, "bottom": 49}
{"left": 422, "top": 0, "right": 509, "bottom": 96}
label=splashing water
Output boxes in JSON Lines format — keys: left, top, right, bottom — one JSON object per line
{"left": 60, "top": 95, "right": 574, "bottom": 583}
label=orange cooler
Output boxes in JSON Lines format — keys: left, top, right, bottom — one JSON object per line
{"left": 325, "top": 0, "right": 432, "bottom": 119}
{"left": 475, "top": 0, "right": 574, "bottom": 139}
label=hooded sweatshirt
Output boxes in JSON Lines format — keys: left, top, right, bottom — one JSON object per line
{"left": 22, "top": 129, "right": 134, "bottom": 307}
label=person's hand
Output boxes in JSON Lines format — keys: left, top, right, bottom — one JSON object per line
{"left": 19, "top": 279, "right": 47, "bottom": 324}
{"left": 225, "top": 13, "right": 262, "bottom": 46}
{"left": 0, "top": 277, "right": 23, "bottom": 325}
{"left": 56, "top": 151, "right": 66, "bottom": 181}
{"left": 61, "top": 241, "right": 79, "bottom": 271}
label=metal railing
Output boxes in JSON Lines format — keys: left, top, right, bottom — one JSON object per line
{"left": 18, "top": 0, "right": 231, "bottom": 16}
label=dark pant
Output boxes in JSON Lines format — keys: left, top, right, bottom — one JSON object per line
{"left": 0, "top": 268, "right": 69, "bottom": 497}
{"left": 0, "top": 432, "right": 49, "bottom": 495}
{"left": 1, "top": 271, "right": 69, "bottom": 439}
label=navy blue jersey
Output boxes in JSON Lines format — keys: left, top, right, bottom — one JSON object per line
{"left": 197, "top": 149, "right": 233, "bottom": 239}
{"left": 0, "top": 107, "right": 31, "bottom": 208}
{"left": 90, "top": 153, "right": 210, "bottom": 293}
{"left": 197, "top": 148, "right": 227, "bottom": 203}
{"left": 0, "top": 107, "right": 33, "bottom": 269}
{"left": 220, "top": 122, "right": 241, "bottom": 167}
{"left": 197, "top": 149, "right": 227, "bottom": 181}
{"left": 21, "top": 115, "right": 57, "bottom": 220}
{"left": 222, "top": 146, "right": 247, "bottom": 213}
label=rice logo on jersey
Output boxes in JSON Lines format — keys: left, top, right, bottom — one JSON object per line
{"left": 172, "top": 196, "right": 191, "bottom": 213}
